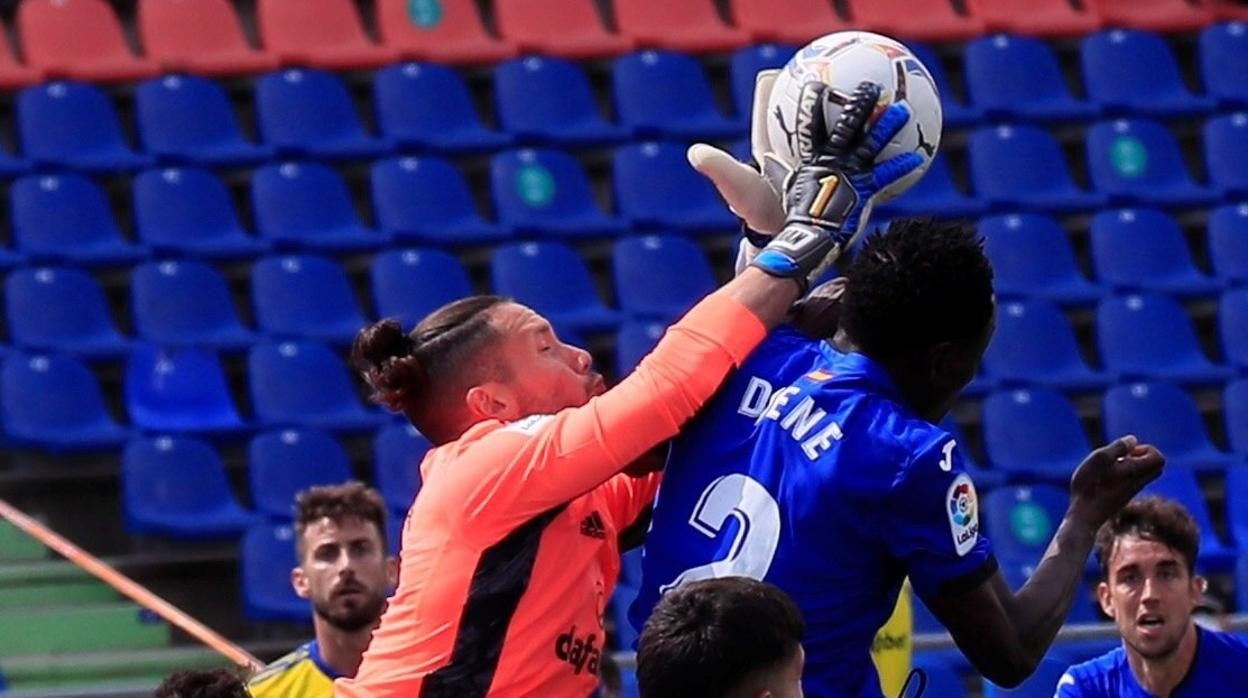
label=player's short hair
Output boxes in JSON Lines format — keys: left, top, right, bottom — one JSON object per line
{"left": 294, "top": 481, "right": 388, "bottom": 560}
{"left": 637, "top": 577, "right": 805, "bottom": 698}
{"left": 841, "top": 218, "right": 994, "bottom": 359}
{"left": 152, "top": 668, "right": 248, "bottom": 698}
{"left": 352, "top": 295, "right": 510, "bottom": 443}
{"left": 1095, "top": 496, "right": 1200, "bottom": 579}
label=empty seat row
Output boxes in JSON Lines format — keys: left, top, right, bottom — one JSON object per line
{"left": 1, "top": 237, "right": 714, "bottom": 357}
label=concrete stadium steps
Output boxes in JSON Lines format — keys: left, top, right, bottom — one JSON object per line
{"left": 0, "top": 646, "right": 226, "bottom": 693}
{"left": 0, "top": 603, "right": 170, "bottom": 655}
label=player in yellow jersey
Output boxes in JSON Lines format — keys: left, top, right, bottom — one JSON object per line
{"left": 249, "top": 482, "right": 397, "bottom": 697}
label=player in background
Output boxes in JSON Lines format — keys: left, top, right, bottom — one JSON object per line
{"left": 630, "top": 72, "right": 1165, "bottom": 695}
{"left": 1057, "top": 497, "right": 1248, "bottom": 697}
{"left": 249, "top": 483, "right": 397, "bottom": 697}
{"left": 335, "top": 81, "right": 922, "bottom": 697}
{"left": 636, "top": 577, "right": 806, "bottom": 698}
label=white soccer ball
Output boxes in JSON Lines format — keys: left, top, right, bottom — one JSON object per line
{"left": 766, "top": 31, "right": 942, "bottom": 203}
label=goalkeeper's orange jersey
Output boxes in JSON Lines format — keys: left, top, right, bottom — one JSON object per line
{"left": 334, "top": 295, "right": 767, "bottom": 698}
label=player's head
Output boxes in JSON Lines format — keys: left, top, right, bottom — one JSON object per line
{"left": 353, "top": 296, "right": 604, "bottom": 445}
{"left": 1094, "top": 496, "right": 1204, "bottom": 661}
{"left": 839, "top": 218, "right": 995, "bottom": 420}
{"left": 153, "top": 668, "right": 248, "bottom": 698}
{"left": 292, "top": 481, "right": 397, "bottom": 633}
{"left": 637, "top": 577, "right": 805, "bottom": 698}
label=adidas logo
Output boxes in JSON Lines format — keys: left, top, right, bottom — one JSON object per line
{"left": 579, "top": 511, "right": 607, "bottom": 540}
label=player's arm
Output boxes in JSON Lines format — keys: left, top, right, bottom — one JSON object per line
{"left": 921, "top": 437, "right": 1163, "bottom": 687}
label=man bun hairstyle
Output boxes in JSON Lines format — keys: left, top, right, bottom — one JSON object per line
{"left": 352, "top": 295, "right": 509, "bottom": 443}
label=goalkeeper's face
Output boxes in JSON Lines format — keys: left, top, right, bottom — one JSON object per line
{"left": 475, "top": 303, "right": 606, "bottom": 420}
{"left": 294, "top": 515, "right": 396, "bottom": 633}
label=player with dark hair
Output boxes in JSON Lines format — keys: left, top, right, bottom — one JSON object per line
{"left": 1057, "top": 496, "right": 1248, "bottom": 696}
{"left": 630, "top": 217, "right": 1165, "bottom": 696}
{"left": 336, "top": 82, "right": 925, "bottom": 697}
{"left": 248, "top": 482, "right": 396, "bottom": 697}
{"left": 154, "top": 668, "right": 249, "bottom": 698}
{"left": 637, "top": 577, "right": 806, "bottom": 698}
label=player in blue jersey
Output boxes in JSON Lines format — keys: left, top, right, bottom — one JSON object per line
{"left": 1057, "top": 496, "right": 1248, "bottom": 697}
{"left": 630, "top": 218, "right": 1166, "bottom": 697}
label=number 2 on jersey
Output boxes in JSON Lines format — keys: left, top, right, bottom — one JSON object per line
{"left": 660, "top": 474, "right": 781, "bottom": 594}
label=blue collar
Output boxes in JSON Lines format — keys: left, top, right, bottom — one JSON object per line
{"left": 306, "top": 640, "right": 344, "bottom": 681}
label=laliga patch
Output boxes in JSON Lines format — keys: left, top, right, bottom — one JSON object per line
{"left": 946, "top": 473, "right": 979, "bottom": 557}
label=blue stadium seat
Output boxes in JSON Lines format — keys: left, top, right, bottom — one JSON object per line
{"left": 255, "top": 68, "right": 391, "bottom": 160}
{"left": 494, "top": 56, "right": 629, "bottom": 147}
{"left": 251, "top": 162, "right": 390, "bottom": 252}
{"left": 248, "top": 429, "right": 353, "bottom": 520}
{"left": 241, "top": 523, "right": 309, "bottom": 621}
{"left": 984, "top": 300, "right": 1110, "bottom": 391}
{"left": 0, "top": 144, "right": 29, "bottom": 178}
{"left": 16, "top": 81, "right": 153, "bottom": 172}
{"left": 248, "top": 341, "right": 385, "bottom": 432}
{"left": 135, "top": 75, "right": 272, "bottom": 167}
{"left": 491, "top": 242, "right": 623, "bottom": 333}
{"left": 131, "top": 260, "right": 255, "bottom": 351}
{"left": 613, "top": 142, "right": 738, "bottom": 233}
{"left": 1000, "top": 564, "right": 1102, "bottom": 625}
{"left": 373, "top": 62, "right": 511, "bottom": 153}
{"left": 251, "top": 255, "right": 368, "bottom": 345}
{"left": 613, "top": 50, "right": 740, "bottom": 140}
{"left": 1, "top": 353, "right": 130, "bottom": 451}
{"left": 610, "top": 582, "right": 640, "bottom": 651}
{"left": 729, "top": 44, "right": 793, "bottom": 127}
{"left": 0, "top": 245, "right": 25, "bottom": 270}
{"left": 1089, "top": 208, "right": 1221, "bottom": 298}
{"left": 1209, "top": 204, "right": 1248, "bottom": 285}
{"left": 1199, "top": 22, "right": 1248, "bottom": 108}
{"left": 1227, "top": 379, "right": 1248, "bottom": 457}
{"left": 374, "top": 422, "right": 430, "bottom": 514}
{"left": 370, "top": 156, "right": 510, "bottom": 245}
{"left": 1226, "top": 468, "right": 1248, "bottom": 549}
{"left": 964, "top": 34, "right": 1097, "bottom": 123}
{"left": 490, "top": 149, "right": 629, "bottom": 239}
{"left": 911, "top": 42, "right": 982, "bottom": 129}
{"left": 124, "top": 344, "right": 246, "bottom": 435}
{"left": 1137, "top": 466, "right": 1236, "bottom": 569}
{"left": 982, "top": 388, "right": 1091, "bottom": 481}
{"left": 877, "top": 154, "right": 987, "bottom": 219}
{"left": 1098, "top": 294, "right": 1234, "bottom": 386}
{"left": 615, "top": 321, "right": 666, "bottom": 377}
{"left": 1104, "top": 382, "right": 1239, "bottom": 473}
{"left": 983, "top": 485, "right": 1073, "bottom": 567}
{"left": 979, "top": 214, "right": 1103, "bottom": 305}
{"left": 619, "top": 548, "right": 643, "bottom": 589}
{"left": 1204, "top": 112, "right": 1248, "bottom": 198}
{"left": 1238, "top": 555, "right": 1248, "bottom": 614}
{"left": 1086, "top": 119, "right": 1218, "bottom": 208}
{"left": 123, "top": 437, "right": 257, "bottom": 539}
{"left": 968, "top": 124, "right": 1107, "bottom": 213}
{"left": 385, "top": 515, "right": 402, "bottom": 557}
{"left": 10, "top": 174, "right": 148, "bottom": 266}
{"left": 370, "top": 248, "right": 474, "bottom": 329}
{"left": 982, "top": 654, "right": 1070, "bottom": 698}
{"left": 1221, "top": 288, "right": 1248, "bottom": 370}
{"left": 133, "top": 168, "right": 269, "bottom": 259}
{"left": 613, "top": 234, "right": 715, "bottom": 320}
{"left": 911, "top": 657, "right": 967, "bottom": 698}
{"left": 5, "top": 267, "right": 129, "bottom": 359}
{"left": 1081, "top": 29, "right": 1215, "bottom": 118}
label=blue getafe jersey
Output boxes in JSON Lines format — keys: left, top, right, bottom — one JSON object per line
{"left": 1057, "top": 627, "right": 1248, "bottom": 697}
{"left": 631, "top": 328, "right": 997, "bottom": 698}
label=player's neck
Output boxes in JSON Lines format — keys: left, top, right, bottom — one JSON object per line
{"left": 313, "top": 616, "right": 375, "bottom": 679}
{"left": 1127, "top": 623, "right": 1199, "bottom": 697}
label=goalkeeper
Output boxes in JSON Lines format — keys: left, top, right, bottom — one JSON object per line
{"left": 336, "top": 82, "right": 899, "bottom": 697}
{"left": 628, "top": 73, "right": 1166, "bottom": 697}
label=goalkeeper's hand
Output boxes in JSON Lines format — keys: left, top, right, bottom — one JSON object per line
{"left": 748, "top": 80, "right": 924, "bottom": 291}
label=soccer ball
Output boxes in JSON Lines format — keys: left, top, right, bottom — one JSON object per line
{"left": 765, "top": 31, "right": 942, "bottom": 203}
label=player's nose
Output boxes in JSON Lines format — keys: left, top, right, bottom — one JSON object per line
{"left": 568, "top": 345, "right": 592, "bottom": 374}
